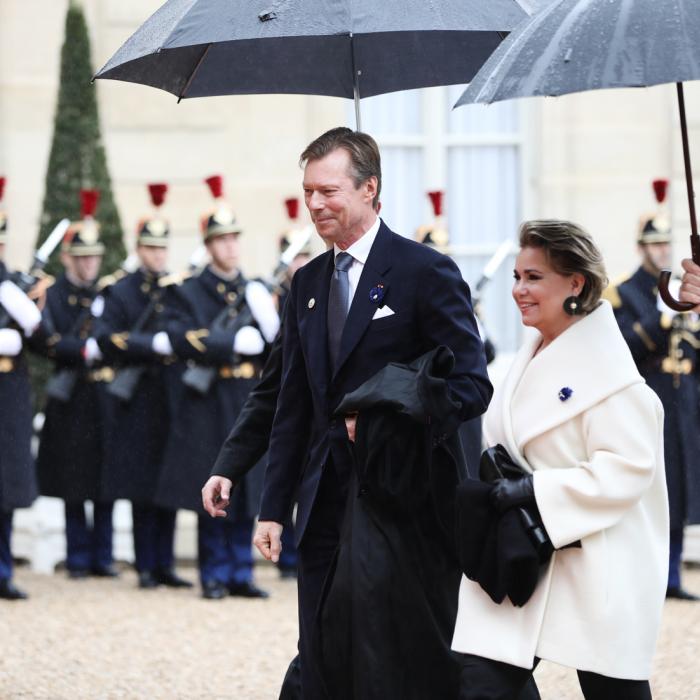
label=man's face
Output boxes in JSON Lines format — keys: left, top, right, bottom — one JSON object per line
{"left": 207, "top": 233, "right": 240, "bottom": 273}
{"left": 138, "top": 244, "right": 168, "bottom": 274}
{"left": 303, "top": 148, "right": 377, "bottom": 248}
{"left": 641, "top": 242, "right": 671, "bottom": 274}
{"left": 70, "top": 254, "right": 102, "bottom": 283}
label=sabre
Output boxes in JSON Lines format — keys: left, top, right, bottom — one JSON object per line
{"left": 273, "top": 225, "right": 314, "bottom": 282}
{"left": 475, "top": 240, "right": 516, "bottom": 296}
{"left": 33, "top": 218, "right": 70, "bottom": 270}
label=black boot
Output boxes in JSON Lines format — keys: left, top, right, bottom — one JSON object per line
{"left": 0, "top": 578, "right": 28, "bottom": 600}
{"left": 138, "top": 571, "right": 159, "bottom": 589}
{"left": 155, "top": 568, "right": 193, "bottom": 588}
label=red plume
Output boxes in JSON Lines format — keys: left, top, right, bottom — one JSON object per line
{"left": 148, "top": 183, "right": 168, "bottom": 208}
{"left": 428, "top": 191, "right": 444, "bottom": 217}
{"left": 652, "top": 179, "right": 669, "bottom": 204}
{"left": 80, "top": 189, "right": 100, "bottom": 218}
{"left": 205, "top": 175, "right": 224, "bottom": 199}
{"left": 285, "top": 197, "right": 299, "bottom": 220}
{"left": 0, "top": 177, "right": 6, "bottom": 202}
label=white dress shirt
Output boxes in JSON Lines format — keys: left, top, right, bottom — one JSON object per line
{"left": 333, "top": 216, "right": 381, "bottom": 311}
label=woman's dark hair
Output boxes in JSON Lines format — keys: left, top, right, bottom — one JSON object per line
{"left": 519, "top": 220, "right": 608, "bottom": 314}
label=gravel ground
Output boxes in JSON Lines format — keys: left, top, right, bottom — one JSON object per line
{"left": 1, "top": 565, "right": 699, "bottom": 699}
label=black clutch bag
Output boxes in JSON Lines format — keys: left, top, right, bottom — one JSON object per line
{"left": 480, "top": 445, "right": 553, "bottom": 562}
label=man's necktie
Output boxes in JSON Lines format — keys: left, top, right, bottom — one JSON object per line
{"left": 327, "top": 252, "right": 353, "bottom": 372}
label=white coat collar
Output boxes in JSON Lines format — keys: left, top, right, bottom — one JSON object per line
{"left": 503, "top": 300, "right": 644, "bottom": 455}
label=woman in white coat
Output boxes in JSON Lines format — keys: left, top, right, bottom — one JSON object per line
{"left": 453, "top": 221, "right": 669, "bottom": 699}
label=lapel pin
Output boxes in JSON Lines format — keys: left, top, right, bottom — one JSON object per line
{"left": 558, "top": 387, "right": 573, "bottom": 402}
{"left": 308, "top": 298, "right": 316, "bottom": 309}
{"left": 369, "top": 283, "right": 385, "bottom": 306}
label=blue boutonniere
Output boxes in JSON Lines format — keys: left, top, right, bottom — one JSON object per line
{"left": 558, "top": 387, "right": 573, "bottom": 402}
{"left": 369, "top": 283, "right": 385, "bottom": 306}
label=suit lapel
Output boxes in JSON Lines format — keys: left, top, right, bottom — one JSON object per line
{"left": 333, "top": 223, "right": 393, "bottom": 379}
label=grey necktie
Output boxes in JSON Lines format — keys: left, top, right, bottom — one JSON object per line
{"left": 327, "top": 252, "right": 353, "bottom": 372}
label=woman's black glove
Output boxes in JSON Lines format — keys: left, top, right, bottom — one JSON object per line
{"left": 489, "top": 475, "right": 535, "bottom": 513}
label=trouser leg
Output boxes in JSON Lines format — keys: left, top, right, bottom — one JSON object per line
{"left": 577, "top": 670, "right": 652, "bottom": 700}
{"left": 0, "top": 511, "right": 14, "bottom": 580}
{"left": 64, "top": 502, "right": 91, "bottom": 571}
{"left": 155, "top": 507, "right": 177, "bottom": 571}
{"left": 197, "top": 514, "right": 232, "bottom": 585}
{"left": 132, "top": 504, "right": 158, "bottom": 573}
{"left": 457, "top": 654, "right": 541, "bottom": 700}
{"left": 668, "top": 527, "right": 683, "bottom": 589}
{"left": 92, "top": 501, "right": 114, "bottom": 569}
{"left": 297, "top": 466, "right": 347, "bottom": 700}
{"left": 227, "top": 510, "right": 254, "bottom": 586}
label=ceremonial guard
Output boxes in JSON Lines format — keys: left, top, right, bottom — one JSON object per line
{"left": 35, "top": 190, "right": 117, "bottom": 579}
{"left": 606, "top": 179, "right": 700, "bottom": 600}
{"left": 93, "top": 184, "right": 191, "bottom": 590}
{"left": 0, "top": 177, "right": 41, "bottom": 599}
{"left": 156, "top": 175, "right": 280, "bottom": 599}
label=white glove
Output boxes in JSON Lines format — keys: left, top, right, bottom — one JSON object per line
{"left": 0, "top": 328, "right": 22, "bottom": 356}
{"left": 245, "top": 280, "right": 280, "bottom": 343}
{"left": 83, "top": 337, "right": 103, "bottom": 365}
{"left": 152, "top": 331, "right": 173, "bottom": 356}
{"left": 0, "top": 280, "right": 42, "bottom": 335}
{"left": 91, "top": 295, "right": 105, "bottom": 318}
{"left": 657, "top": 278, "right": 682, "bottom": 318}
{"left": 233, "top": 325, "right": 265, "bottom": 356}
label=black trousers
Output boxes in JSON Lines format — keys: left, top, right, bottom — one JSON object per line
{"left": 458, "top": 654, "right": 652, "bottom": 700}
{"left": 296, "top": 464, "right": 347, "bottom": 700}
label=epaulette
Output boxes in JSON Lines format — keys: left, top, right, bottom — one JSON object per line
{"left": 97, "top": 268, "right": 128, "bottom": 292}
{"left": 601, "top": 272, "right": 631, "bottom": 309}
{"left": 159, "top": 269, "right": 193, "bottom": 288}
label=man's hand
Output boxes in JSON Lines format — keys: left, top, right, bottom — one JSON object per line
{"left": 253, "top": 521, "right": 284, "bottom": 563}
{"left": 680, "top": 258, "right": 700, "bottom": 308}
{"left": 345, "top": 413, "right": 358, "bottom": 443}
{"left": 201, "top": 476, "right": 234, "bottom": 518}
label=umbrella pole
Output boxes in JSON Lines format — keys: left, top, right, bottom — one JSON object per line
{"left": 350, "top": 34, "right": 362, "bottom": 131}
{"left": 658, "top": 82, "right": 700, "bottom": 311}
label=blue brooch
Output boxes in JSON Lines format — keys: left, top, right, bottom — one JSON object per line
{"left": 558, "top": 387, "right": 573, "bottom": 402}
{"left": 369, "top": 283, "right": 385, "bottom": 306}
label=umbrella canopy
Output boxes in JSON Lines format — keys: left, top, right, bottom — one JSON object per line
{"left": 95, "top": 0, "right": 531, "bottom": 106}
{"left": 455, "top": 0, "right": 700, "bottom": 311}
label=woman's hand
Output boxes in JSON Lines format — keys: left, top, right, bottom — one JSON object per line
{"left": 490, "top": 475, "right": 535, "bottom": 513}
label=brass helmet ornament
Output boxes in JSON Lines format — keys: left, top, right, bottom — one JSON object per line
{"left": 0, "top": 176, "right": 7, "bottom": 244}
{"left": 415, "top": 190, "right": 449, "bottom": 249}
{"left": 62, "top": 189, "right": 105, "bottom": 256}
{"left": 638, "top": 179, "right": 672, "bottom": 245}
{"left": 201, "top": 174, "right": 242, "bottom": 241}
{"left": 279, "top": 197, "right": 312, "bottom": 257}
{"left": 137, "top": 183, "right": 170, "bottom": 247}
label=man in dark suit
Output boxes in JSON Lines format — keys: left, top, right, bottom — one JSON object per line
{"left": 206, "top": 128, "right": 492, "bottom": 697}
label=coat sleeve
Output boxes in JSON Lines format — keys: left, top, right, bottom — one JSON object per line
{"left": 417, "top": 254, "right": 493, "bottom": 423}
{"left": 209, "top": 329, "right": 283, "bottom": 482}
{"left": 533, "top": 383, "right": 663, "bottom": 548}
{"left": 258, "top": 278, "right": 313, "bottom": 523}
{"left": 613, "top": 289, "right": 669, "bottom": 364}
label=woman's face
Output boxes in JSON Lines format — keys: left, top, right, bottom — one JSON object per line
{"left": 512, "top": 246, "right": 583, "bottom": 337}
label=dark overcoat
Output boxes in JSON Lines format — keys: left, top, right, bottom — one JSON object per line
{"left": 609, "top": 265, "right": 700, "bottom": 529}
{"left": 0, "top": 262, "right": 38, "bottom": 512}
{"left": 316, "top": 347, "right": 465, "bottom": 700}
{"left": 35, "top": 274, "right": 110, "bottom": 503}
{"left": 92, "top": 269, "right": 172, "bottom": 503}
{"left": 155, "top": 267, "right": 270, "bottom": 515}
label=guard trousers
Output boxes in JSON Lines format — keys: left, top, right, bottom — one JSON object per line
{"left": 132, "top": 504, "right": 176, "bottom": 573}
{"left": 458, "top": 654, "right": 651, "bottom": 700}
{"left": 0, "top": 511, "right": 13, "bottom": 580}
{"left": 197, "top": 508, "right": 254, "bottom": 585}
{"left": 668, "top": 526, "right": 683, "bottom": 589}
{"left": 64, "top": 501, "right": 114, "bottom": 572}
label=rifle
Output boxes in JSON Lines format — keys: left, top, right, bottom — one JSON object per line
{"left": 44, "top": 302, "right": 94, "bottom": 403}
{"left": 0, "top": 218, "right": 69, "bottom": 328}
{"left": 107, "top": 288, "right": 163, "bottom": 403}
{"left": 182, "top": 291, "right": 253, "bottom": 395}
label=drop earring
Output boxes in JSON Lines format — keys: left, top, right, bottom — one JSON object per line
{"left": 563, "top": 295, "right": 583, "bottom": 316}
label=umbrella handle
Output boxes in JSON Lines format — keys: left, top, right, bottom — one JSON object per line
{"left": 658, "top": 235, "right": 700, "bottom": 312}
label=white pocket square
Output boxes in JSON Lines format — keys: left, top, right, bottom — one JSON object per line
{"left": 372, "top": 305, "right": 395, "bottom": 320}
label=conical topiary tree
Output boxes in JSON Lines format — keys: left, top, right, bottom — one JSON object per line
{"left": 37, "top": 0, "right": 125, "bottom": 276}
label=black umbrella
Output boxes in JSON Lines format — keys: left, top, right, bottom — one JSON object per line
{"left": 455, "top": 0, "right": 700, "bottom": 311}
{"left": 94, "top": 0, "right": 532, "bottom": 129}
